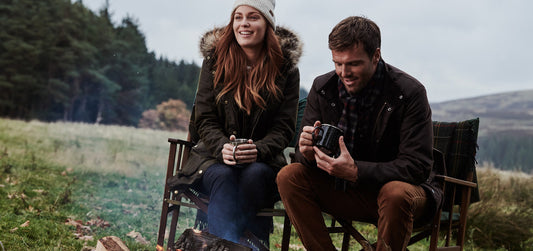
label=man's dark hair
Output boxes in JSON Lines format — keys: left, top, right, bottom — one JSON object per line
{"left": 328, "top": 16, "right": 381, "bottom": 58}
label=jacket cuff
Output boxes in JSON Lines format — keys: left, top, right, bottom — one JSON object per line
{"left": 355, "top": 160, "right": 371, "bottom": 182}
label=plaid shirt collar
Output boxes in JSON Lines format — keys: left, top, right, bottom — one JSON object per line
{"left": 337, "top": 59, "right": 385, "bottom": 153}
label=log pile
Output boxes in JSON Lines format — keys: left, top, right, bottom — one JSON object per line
{"left": 174, "top": 228, "right": 251, "bottom": 251}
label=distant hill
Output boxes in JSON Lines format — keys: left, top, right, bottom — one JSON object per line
{"left": 430, "top": 89, "right": 533, "bottom": 172}
{"left": 431, "top": 89, "right": 533, "bottom": 136}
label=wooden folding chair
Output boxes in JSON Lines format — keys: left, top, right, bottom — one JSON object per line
{"left": 330, "top": 118, "right": 480, "bottom": 251}
{"left": 426, "top": 118, "right": 480, "bottom": 250}
{"left": 157, "top": 98, "right": 307, "bottom": 251}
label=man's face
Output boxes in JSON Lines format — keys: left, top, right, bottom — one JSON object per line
{"left": 332, "top": 44, "right": 380, "bottom": 95}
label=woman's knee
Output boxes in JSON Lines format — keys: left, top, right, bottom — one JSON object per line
{"left": 240, "top": 162, "right": 275, "bottom": 191}
{"left": 243, "top": 162, "right": 273, "bottom": 178}
{"left": 203, "top": 163, "right": 237, "bottom": 190}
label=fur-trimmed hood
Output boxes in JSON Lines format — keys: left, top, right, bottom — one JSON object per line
{"left": 199, "top": 26, "right": 303, "bottom": 68}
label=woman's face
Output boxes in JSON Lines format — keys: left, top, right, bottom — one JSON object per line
{"left": 233, "top": 5, "right": 267, "bottom": 52}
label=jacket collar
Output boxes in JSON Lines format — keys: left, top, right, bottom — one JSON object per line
{"left": 199, "top": 26, "right": 303, "bottom": 69}
{"left": 316, "top": 59, "right": 402, "bottom": 99}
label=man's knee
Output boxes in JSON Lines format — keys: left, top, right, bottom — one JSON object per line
{"left": 276, "top": 163, "right": 306, "bottom": 192}
{"left": 378, "top": 181, "right": 413, "bottom": 209}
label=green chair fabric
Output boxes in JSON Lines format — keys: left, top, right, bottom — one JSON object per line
{"left": 433, "top": 118, "right": 480, "bottom": 205}
{"left": 288, "top": 98, "right": 307, "bottom": 148}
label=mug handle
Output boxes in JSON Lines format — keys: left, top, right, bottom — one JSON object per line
{"left": 312, "top": 126, "right": 323, "bottom": 145}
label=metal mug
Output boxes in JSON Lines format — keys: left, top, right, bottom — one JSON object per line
{"left": 231, "top": 138, "right": 248, "bottom": 162}
{"left": 230, "top": 138, "right": 248, "bottom": 146}
{"left": 312, "top": 124, "right": 344, "bottom": 157}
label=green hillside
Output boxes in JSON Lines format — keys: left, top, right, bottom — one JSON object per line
{"left": 431, "top": 90, "right": 533, "bottom": 172}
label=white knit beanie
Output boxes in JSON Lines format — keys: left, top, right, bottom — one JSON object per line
{"left": 233, "top": 0, "right": 276, "bottom": 29}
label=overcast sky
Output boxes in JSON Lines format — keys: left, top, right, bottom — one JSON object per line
{"left": 82, "top": 0, "right": 532, "bottom": 103}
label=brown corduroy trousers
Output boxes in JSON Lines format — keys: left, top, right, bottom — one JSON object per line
{"left": 276, "top": 163, "right": 428, "bottom": 251}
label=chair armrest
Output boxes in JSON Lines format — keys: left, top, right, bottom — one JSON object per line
{"left": 434, "top": 174, "right": 477, "bottom": 188}
{"left": 168, "top": 138, "right": 195, "bottom": 147}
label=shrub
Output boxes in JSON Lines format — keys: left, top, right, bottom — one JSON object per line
{"left": 138, "top": 99, "right": 190, "bottom": 131}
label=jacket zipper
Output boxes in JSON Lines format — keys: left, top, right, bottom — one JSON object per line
{"left": 249, "top": 108, "right": 263, "bottom": 139}
{"left": 372, "top": 101, "right": 388, "bottom": 142}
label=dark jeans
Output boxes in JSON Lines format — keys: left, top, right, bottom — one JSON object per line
{"left": 201, "top": 162, "right": 276, "bottom": 245}
{"left": 277, "top": 163, "right": 428, "bottom": 251}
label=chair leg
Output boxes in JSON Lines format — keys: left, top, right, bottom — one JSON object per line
{"left": 429, "top": 208, "right": 443, "bottom": 251}
{"left": 337, "top": 219, "right": 374, "bottom": 251}
{"left": 280, "top": 213, "right": 291, "bottom": 251}
{"left": 457, "top": 184, "right": 473, "bottom": 249}
{"left": 161, "top": 140, "right": 178, "bottom": 250}
{"left": 445, "top": 187, "right": 457, "bottom": 246}
{"left": 167, "top": 198, "right": 181, "bottom": 250}
{"left": 157, "top": 199, "right": 169, "bottom": 248}
{"left": 341, "top": 232, "right": 351, "bottom": 251}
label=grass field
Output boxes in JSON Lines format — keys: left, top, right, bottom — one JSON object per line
{"left": 1, "top": 118, "right": 532, "bottom": 250}
{"left": 0, "top": 118, "right": 179, "bottom": 250}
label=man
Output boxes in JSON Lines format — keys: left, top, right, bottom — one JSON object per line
{"left": 276, "top": 16, "right": 443, "bottom": 250}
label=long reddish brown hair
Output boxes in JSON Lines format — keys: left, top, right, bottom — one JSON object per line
{"left": 213, "top": 13, "right": 284, "bottom": 115}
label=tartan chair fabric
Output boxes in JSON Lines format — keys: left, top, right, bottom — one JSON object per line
{"left": 433, "top": 118, "right": 480, "bottom": 204}
{"left": 335, "top": 118, "right": 481, "bottom": 251}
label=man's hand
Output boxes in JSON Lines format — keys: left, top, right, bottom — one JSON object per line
{"left": 314, "top": 136, "right": 359, "bottom": 182}
{"left": 222, "top": 135, "right": 257, "bottom": 165}
{"left": 299, "top": 121, "right": 321, "bottom": 162}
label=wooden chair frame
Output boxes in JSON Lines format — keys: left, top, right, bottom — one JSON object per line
{"left": 332, "top": 118, "right": 480, "bottom": 251}
{"left": 157, "top": 138, "right": 293, "bottom": 251}
{"left": 157, "top": 102, "right": 479, "bottom": 251}
{"left": 157, "top": 98, "right": 307, "bottom": 251}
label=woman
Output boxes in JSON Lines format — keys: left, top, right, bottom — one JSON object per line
{"left": 183, "top": 0, "right": 302, "bottom": 247}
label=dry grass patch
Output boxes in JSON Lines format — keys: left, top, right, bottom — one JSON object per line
{"left": 468, "top": 166, "right": 533, "bottom": 250}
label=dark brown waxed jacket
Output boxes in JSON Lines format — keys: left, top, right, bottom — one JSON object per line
{"left": 170, "top": 26, "right": 302, "bottom": 188}
{"left": 295, "top": 61, "right": 443, "bottom": 222}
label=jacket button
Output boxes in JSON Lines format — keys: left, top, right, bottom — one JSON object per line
{"left": 399, "top": 95, "right": 404, "bottom": 100}
{"left": 198, "top": 170, "right": 203, "bottom": 174}
{"left": 224, "top": 100, "right": 228, "bottom": 104}
{"left": 387, "top": 107, "right": 392, "bottom": 112}
{"left": 331, "top": 103, "right": 336, "bottom": 107}
{"left": 321, "top": 90, "right": 325, "bottom": 95}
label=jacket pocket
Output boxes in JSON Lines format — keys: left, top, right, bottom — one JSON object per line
{"left": 167, "top": 141, "right": 216, "bottom": 189}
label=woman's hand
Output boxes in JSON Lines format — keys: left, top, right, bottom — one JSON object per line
{"left": 222, "top": 135, "right": 258, "bottom": 165}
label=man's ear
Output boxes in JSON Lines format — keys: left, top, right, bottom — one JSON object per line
{"left": 373, "top": 48, "right": 381, "bottom": 64}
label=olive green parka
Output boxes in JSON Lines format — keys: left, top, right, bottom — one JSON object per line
{"left": 170, "top": 26, "right": 302, "bottom": 188}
